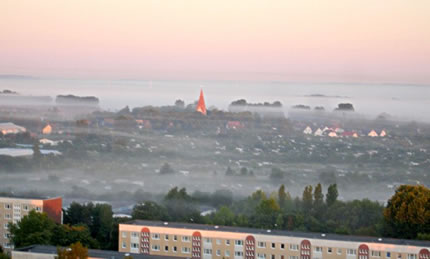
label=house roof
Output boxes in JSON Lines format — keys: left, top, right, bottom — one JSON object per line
{"left": 15, "top": 245, "right": 176, "bottom": 259}
{"left": 124, "top": 220, "right": 430, "bottom": 248}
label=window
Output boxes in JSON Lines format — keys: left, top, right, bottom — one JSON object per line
{"left": 290, "top": 244, "right": 298, "bottom": 251}
{"left": 271, "top": 255, "right": 275, "bottom": 259}
{"left": 258, "top": 242, "right": 266, "bottom": 248}
{"left": 372, "top": 251, "right": 381, "bottom": 257}
{"left": 347, "top": 249, "right": 357, "bottom": 255}
{"left": 217, "top": 250, "right": 221, "bottom": 256}
{"left": 314, "top": 247, "right": 323, "bottom": 253}
{"left": 182, "top": 247, "right": 190, "bottom": 254}
{"left": 4, "top": 243, "right": 11, "bottom": 249}
{"left": 164, "top": 245, "right": 169, "bottom": 252}
{"left": 165, "top": 234, "right": 169, "bottom": 240}
{"left": 152, "top": 233, "right": 160, "bottom": 240}
{"left": 337, "top": 249, "right": 342, "bottom": 255}
{"left": 226, "top": 239, "right": 231, "bottom": 246}
{"left": 225, "top": 251, "right": 230, "bottom": 257}
{"left": 4, "top": 214, "right": 10, "bottom": 219}
{"left": 398, "top": 254, "right": 402, "bottom": 259}
{"left": 173, "top": 235, "right": 177, "bottom": 241}
{"left": 235, "top": 251, "right": 243, "bottom": 257}
{"left": 4, "top": 223, "right": 8, "bottom": 230}
{"left": 258, "top": 254, "right": 266, "bottom": 259}
{"left": 407, "top": 255, "right": 417, "bottom": 259}
{"left": 204, "top": 249, "right": 212, "bottom": 255}
{"left": 131, "top": 232, "right": 138, "bottom": 238}
{"left": 271, "top": 243, "right": 276, "bottom": 249}
{"left": 328, "top": 248, "right": 332, "bottom": 254}
{"left": 281, "top": 244, "right": 285, "bottom": 250}
{"left": 205, "top": 238, "right": 212, "bottom": 244}
{"left": 216, "top": 239, "right": 221, "bottom": 245}
{"left": 152, "top": 244, "right": 160, "bottom": 251}
{"left": 23, "top": 205, "right": 28, "bottom": 211}
{"left": 289, "top": 256, "right": 298, "bottom": 259}
{"left": 182, "top": 236, "right": 190, "bottom": 242}
{"left": 387, "top": 252, "right": 391, "bottom": 258}
{"left": 4, "top": 204, "right": 10, "bottom": 209}
{"left": 4, "top": 233, "right": 10, "bottom": 239}
{"left": 131, "top": 243, "right": 138, "bottom": 249}
{"left": 235, "top": 240, "right": 243, "bottom": 246}
{"left": 173, "top": 246, "right": 177, "bottom": 252}
{"left": 35, "top": 207, "right": 41, "bottom": 211}
{"left": 122, "top": 242, "right": 126, "bottom": 249}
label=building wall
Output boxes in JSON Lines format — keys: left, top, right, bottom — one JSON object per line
{"left": 0, "top": 197, "right": 61, "bottom": 249}
{"left": 11, "top": 251, "right": 55, "bottom": 259}
{"left": 118, "top": 223, "right": 430, "bottom": 259}
{"left": 42, "top": 197, "right": 63, "bottom": 224}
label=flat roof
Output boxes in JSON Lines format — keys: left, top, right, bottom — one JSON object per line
{"left": 15, "top": 245, "right": 176, "bottom": 259}
{"left": 125, "top": 220, "right": 430, "bottom": 248}
{"left": 0, "top": 195, "right": 62, "bottom": 201}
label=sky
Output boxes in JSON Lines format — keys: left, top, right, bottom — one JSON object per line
{"left": 1, "top": 0, "right": 430, "bottom": 84}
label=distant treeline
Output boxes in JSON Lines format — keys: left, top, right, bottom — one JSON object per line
{"left": 7, "top": 184, "right": 430, "bottom": 252}
{"left": 230, "top": 99, "right": 283, "bottom": 107}
{"left": 56, "top": 95, "right": 99, "bottom": 105}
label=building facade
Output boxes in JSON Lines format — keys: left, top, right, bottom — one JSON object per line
{"left": 119, "top": 221, "right": 430, "bottom": 259}
{"left": 0, "top": 197, "right": 62, "bottom": 249}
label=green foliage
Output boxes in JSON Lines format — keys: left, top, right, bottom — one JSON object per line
{"left": 63, "top": 202, "right": 115, "bottom": 249}
{"left": 9, "top": 211, "right": 56, "bottom": 248}
{"left": 326, "top": 184, "right": 338, "bottom": 207}
{"left": 383, "top": 185, "right": 430, "bottom": 239}
{"left": 0, "top": 245, "right": 9, "bottom": 259}
{"left": 302, "top": 185, "right": 313, "bottom": 213}
{"left": 132, "top": 201, "right": 169, "bottom": 221}
{"left": 9, "top": 210, "right": 99, "bottom": 249}
{"left": 211, "top": 206, "right": 236, "bottom": 226}
{"left": 56, "top": 242, "right": 88, "bottom": 259}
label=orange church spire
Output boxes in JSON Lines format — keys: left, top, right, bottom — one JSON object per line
{"left": 196, "top": 89, "right": 207, "bottom": 115}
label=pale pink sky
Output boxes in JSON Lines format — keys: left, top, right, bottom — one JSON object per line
{"left": 1, "top": 0, "right": 430, "bottom": 83}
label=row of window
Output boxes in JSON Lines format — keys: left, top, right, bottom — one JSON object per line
{"left": 123, "top": 240, "right": 423, "bottom": 259}
{"left": 124, "top": 232, "right": 245, "bottom": 246}
{"left": 123, "top": 242, "right": 247, "bottom": 257}
{"left": 1, "top": 204, "right": 38, "bottom": 211}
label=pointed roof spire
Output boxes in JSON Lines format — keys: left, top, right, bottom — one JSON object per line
{"left": 196, "top": 89, "right": 207, "bottom": 115}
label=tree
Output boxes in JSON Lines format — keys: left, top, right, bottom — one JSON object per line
{"left": 313, "top": 183, "right": 324, "bottom": 217}
{"left": 9, "top": 211, "right": 56, "bottom": 248}
{"left": 159, "top": 163, "right": 174, "bottom": 175}
{"left": 91, "top": 204, "right": 113, "bottom": 250}
{"left": 278, "top": 185, "right": 291, "bottom": 210}
{"left": 270, "top": 167, "right": 284, "bottom": 180}
{"left": 53, "top": 224, "right": 99, "bottom": 249}
{"left": 132, "top": 201, "right": 168, "bottom": 221}
{"left": 225, "top": 167, "right": 235, "bottom": 176}
{"left": 383, "top": 185, "right": 430, "bottom": 239}
{"left": 0, "top": 245, "right": 9, "bottom": 259}
{"left": 326, "top": 184, "right": 338, "bottom": 207}
{"left": 56, "top": 242, "right": 88, "bottom": 259}
{"left": 174, "top": 99, "right": 185, "bottom": 108}
{"left": 212, "top": 206, "right": 236, "bottom": 226}
{"left": 64, "top": 202, "right": 94, "bottom": 227}
{"left": 302, "top": 185, "right": 313, "bottom": 213}
{"left": 252, "top": 197, "right": 280, "bottom": 228}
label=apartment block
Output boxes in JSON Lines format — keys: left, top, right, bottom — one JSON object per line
{"left": 119, "top": 220, "right": 430, "bottom": 259}
{"left": 0, "top": 196, "right": 62, "bottom": 249}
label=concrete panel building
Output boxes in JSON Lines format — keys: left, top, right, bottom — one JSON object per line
{"left": 0, "top": 196, "right": 62, "bottom": 249}
{"left": 119, "top": 220, "right": 430, "bottom": 259}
